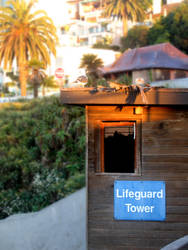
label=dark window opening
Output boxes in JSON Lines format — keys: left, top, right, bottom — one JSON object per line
{"left": 101, "top": 122, "right": 136, "bottom": 173}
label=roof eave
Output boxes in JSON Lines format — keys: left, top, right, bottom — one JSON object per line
{"left": 60, "top": 88, "right": 188, "bottom": 106}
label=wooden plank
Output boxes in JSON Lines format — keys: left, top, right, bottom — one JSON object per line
{"left": 167, "top": 206, "right": 188, "bottom": 214}
{"left": 88, "top": 235, "right": 180, "bottom": 249}
{"left": 142, "top": 145, "right": 188, "bottom": 155}
{"left": 89, "top": 228, "right": 188, "bottom": 239}
{"left": 88, "top": 219, "right": 188, "bottom": 231}
{"left": 167, "top": 197, "right": 188, "bottom": 206}
{"left": 142, "top": 155, "right": 188, "bottom": 163}
{"left": 141, "top": 172, "right": 188, "bottom": 179}
{"left": 143, "top": 161, "right": 188, "bottom": 168}
{"left": 143, "top": 138, "right": 188, "bottom": 146}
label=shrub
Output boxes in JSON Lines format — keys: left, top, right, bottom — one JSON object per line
{"left": 116, "top": 74, "right": 132, "bottom": 85}
{"left": 92, "top": 37, "right": 120, "bottom": 51}
{"left": 0, "top": 96, "right": 85, "bottom": 219}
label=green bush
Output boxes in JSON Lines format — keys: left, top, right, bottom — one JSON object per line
{"left": 0, "top": 96, "right": 85, "bottom": 219}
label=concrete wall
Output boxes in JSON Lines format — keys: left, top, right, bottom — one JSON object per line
{"left": 150, "top": 77, "right": 188, "bottom": 88}
{"left": 0, "top": 188, "right": 86, "bottom": 250}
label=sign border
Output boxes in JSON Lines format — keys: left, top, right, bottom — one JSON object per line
{"left": 114, "top": 180, "right": 166, "bottom": 221}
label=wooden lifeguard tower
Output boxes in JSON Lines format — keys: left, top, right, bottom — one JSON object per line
{"left": 61, "top": 87, "right": 188, "bottom": 250}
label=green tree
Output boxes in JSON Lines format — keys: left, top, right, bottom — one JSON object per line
{"left": 121, "top": 25, "right": 149, "bottom": 51}
{"left": 104, "top": 0, "right": 152, "bottom": 36}
{"left": 0, "top": 0, "right": 58, "bottom": 97}
{"left": 79, "top": 54, "right": 104, "bottom": 87}
{"left": 147, "top": 0, "right": 188, "bottom": 54}
{"left": 147, "top": 17, "right": 170, "bottom": 45}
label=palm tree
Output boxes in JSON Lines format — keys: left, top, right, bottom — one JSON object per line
{"left": 104, "top": 0, "right": 152, "bottom": 37}
{"left": 79, "top": 53, "right": 104, "bottom": 87}
{"left": 0, "top": 0, "right": 58, "bottom": 97}
{"left": 41, "top": 75, "right": 58, "bottom": 96}
{"left": 28, "top": 59, "right": 46, "bottom": 98}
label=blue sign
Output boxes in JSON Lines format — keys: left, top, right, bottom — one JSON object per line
{"left": 114, "top": 181, "right": 166, "bottom": 221}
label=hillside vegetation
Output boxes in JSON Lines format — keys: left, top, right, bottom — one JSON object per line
{"left": 0, "top": 96, "right": 85, "bottom": 219}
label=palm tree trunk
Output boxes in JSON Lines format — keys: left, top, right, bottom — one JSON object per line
{"left": 122, "top": 16, "right": 128, "bottom": 37}
{"left": 33, "top": 83, "right": 38, "bottom": 98}
{"left": 42, "top": 86, "right": 45, "bottom": 97}
{"left": 19, "top": 63, "right": 27, "bottom": 97}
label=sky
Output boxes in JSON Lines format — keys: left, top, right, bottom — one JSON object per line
{"left": 36, "top": 0, "right": 69, "bottom": 26}
{"left": 1, "top": 0, "right": 69, "bottom": 26}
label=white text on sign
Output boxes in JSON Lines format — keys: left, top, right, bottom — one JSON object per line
{"left": 116, "top": 189, "right": 163, "bottom": 213}
{"left": 116, "top": 189, "right": 164, "bottom": 200}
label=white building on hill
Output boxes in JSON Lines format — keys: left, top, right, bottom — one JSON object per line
{"left": 153, "top": 0, "right": 183, "bottom": 14}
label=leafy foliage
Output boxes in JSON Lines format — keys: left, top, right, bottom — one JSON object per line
{"left": 0, "top": 96, "right": 85, "bottom": 219}
{"left": 121, "top": 25, "right": 149, "bottom": 52}
{"left": 0, "top": 0, "right": 58, "bottom": 96}
{"left": 6, "top": 72, "right": 20, "bottom": 87}
{"left": 116, "top": 74, "right": 132, "bottom": 85}
{"left": 28, "top": 59, "right": 58, "bottom": 97}
{"left": 80, "top": 54, "right": 104, "bottom": 87}
{"left": 80, "top": 53, "right": 104, "bottom": 73}
{"left": 41, "top": 75, "right": 59, "bottom": 97}
{"left": 92, "top": 37, "right": 120, "bottom": 51}
{"left": 93, "top": 36, "right": 112, "bottom": 48}
{"left": 147, "top": 0, "right": 188, "bottom": 54}
{"left": 28, "top": 59, "right": 46, "bottom": 98}
{"left": 103, "top": 0, "right": 152, "bottom": 36}
{"left": 147, "top": 17, "right": 170, "bottom": 45}
{"left": 93, "top": 42, "right": 120, "bottom": 51}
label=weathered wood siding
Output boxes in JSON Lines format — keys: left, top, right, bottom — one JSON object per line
{"left": 86, "top": 105, "right": 188, "bottom": 250}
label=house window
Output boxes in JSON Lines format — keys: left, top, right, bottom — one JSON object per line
{"left": 99, "top": 121, "right": 140, "bottom": 174}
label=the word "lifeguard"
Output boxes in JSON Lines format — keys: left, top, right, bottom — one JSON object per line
{"left": 116, "top": 189, "right": 164, "bottom": 200}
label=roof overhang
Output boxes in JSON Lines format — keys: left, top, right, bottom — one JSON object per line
{"left": 101, "top": 67, "right": 188, "bottom": 76}
{"left": 60, "top": 88, "right": 188, "bottom": 106}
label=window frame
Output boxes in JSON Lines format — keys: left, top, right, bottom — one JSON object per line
{"left": 96, "top": 119, "right": 142, "bottom": 175}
